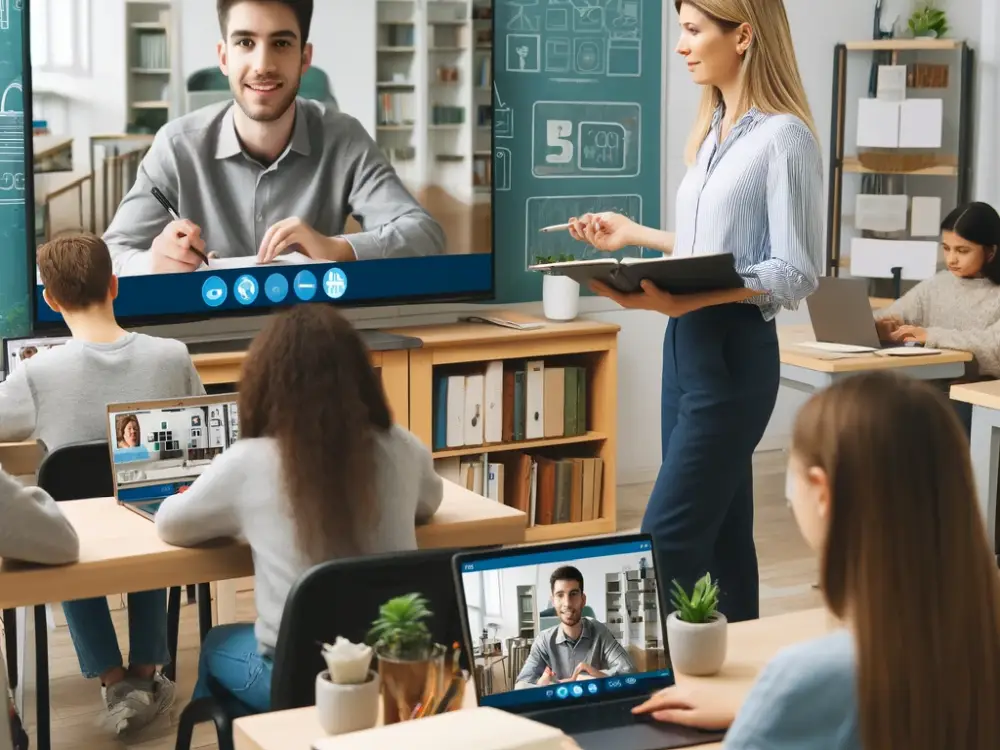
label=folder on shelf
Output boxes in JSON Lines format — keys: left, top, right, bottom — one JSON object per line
{"left": 529, "top": 253, "right": 744, "bottom": 295}
{"left": 464, "top": 373, "right": 485, "bottom": 446}
{"left": 445, "top": 375, "right": 465, "bottom": 448}
{"left": 484, "top": 361, "right": 504, "bottom": 443}
{"left": 525, "top": 360, "right": 544, "bottom": 440}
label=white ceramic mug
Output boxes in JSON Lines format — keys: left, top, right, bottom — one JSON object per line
{"left": 315, "top": 669, "right": 381, "bottom": 735}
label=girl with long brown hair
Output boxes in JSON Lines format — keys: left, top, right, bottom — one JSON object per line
{"left": 155, "top": 304, "right": 443, "bottom": 714}
{"left": 632, "top": 371, "right": 1000, "bottom": 748}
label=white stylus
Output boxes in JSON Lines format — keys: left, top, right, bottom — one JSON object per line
{"left": 539, "top": 223, "right": 571, "bottom": 232}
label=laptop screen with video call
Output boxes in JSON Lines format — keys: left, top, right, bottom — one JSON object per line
{"left": 107, "top": 394, "right": 240, "bottom": 517}
{"left": 456, "top": 536, "right": 673, "bottom": 713}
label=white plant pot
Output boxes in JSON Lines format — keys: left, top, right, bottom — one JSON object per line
{"left": 315, "top": 669, "right": 380, "bottom": 736}
{"left": 666, "top": 611, "right": 728, "bottom": 676}
{"left": 542, "top": 274, "right": 580, "bottom": 321}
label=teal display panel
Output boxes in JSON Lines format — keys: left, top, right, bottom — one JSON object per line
{"left": 0, "top": 1, "right": 27, "bottom": 338}
{"left": 492, "top": 0, "right": 663, "bottom": 303}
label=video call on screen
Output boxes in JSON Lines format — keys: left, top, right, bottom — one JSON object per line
{"left": 28, "top": 1, "right": 494, "bottom": 319}
{"left": 461, "top": 541, "right": 670, "bottom": 703}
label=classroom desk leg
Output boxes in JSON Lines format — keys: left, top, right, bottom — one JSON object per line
{"left": 197, "top": 583, "right": 213, "bottom": 642}
{"left": 3, "top": 608, "right": 16, "bottom": 688}
{"left": 969, "top": 405, "right": 1000, "bottom": 555}
{"left": 33, "top": 605, "right": 50, "bottom": 750}
{"left": 165, "top": 587, "right": 181, "bottom": 682}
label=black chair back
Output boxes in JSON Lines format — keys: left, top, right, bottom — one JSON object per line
{"left": 269, "top": 546, "right": 485, "bottom": 711}
{"left": 36, "top": 440, "right": 114, "bottom": 502}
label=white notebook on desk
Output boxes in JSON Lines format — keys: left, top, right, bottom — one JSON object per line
{"left": 196, "top": 251, "right": 313, "bottom": 270}
{"left": 310, "top": 707, "right": 565, "bottom": 750}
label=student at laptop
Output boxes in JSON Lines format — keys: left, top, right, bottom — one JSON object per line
{"left": 875, "top": 201, "right": 1000, "bottom": 378}
{"left": 154, "top": 304, "right": 443, "bottom": 715}
{"left": 515, "top": 566, "right": 635, "bottom": 688}
{"left": 631, "top": 372, "right": 1000, "bottom": 749}
{"left": 0, "top": 467, "right": 79, "bottom": 565}
{"left": 0, "top": 233, "right": 206, "bottom": 736}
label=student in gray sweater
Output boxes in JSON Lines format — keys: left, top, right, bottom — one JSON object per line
{"left": 0, "top": 234, "right": 205, "bottom": 736}
{"left": 0, "top": 469, "right": 78, "bottom": 564}
{"left": 155, "top": 305, "right": 443, "bottom": 715}
{"left": 632, "top": 372, "right": 1000, "bottom": 749}
{"left": 875, "top": 201, "right": 1000, "bottom": 378}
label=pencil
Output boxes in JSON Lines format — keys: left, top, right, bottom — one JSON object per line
{"left": 150, "top": 186, "right": 210, "bottom": 266}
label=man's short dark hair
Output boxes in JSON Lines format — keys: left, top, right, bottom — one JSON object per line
{"left": 550, "top": 566, "right": 584, "bottom": 592}
{"left": 37, "top": 233, "right": 113, "bottom": 311}
{"left": 217, "top": 0, "right": 313, "bottom": 43}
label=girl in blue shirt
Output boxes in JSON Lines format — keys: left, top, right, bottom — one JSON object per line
{"left": 633, "top": 371, "right": 1000, "bottom": 749}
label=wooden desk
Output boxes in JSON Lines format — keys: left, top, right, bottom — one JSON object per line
{"left": 233, "top": 608, "right": 832, "bottom": 750}
{"left": 779, "top": 324, "right": 971, "bottom": 393}
{"left": 950, "top": 380, "right": 1000, "bottom": 553}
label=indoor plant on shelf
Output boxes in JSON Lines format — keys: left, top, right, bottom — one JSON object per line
{"left": 534, "top": 254, "right": 580, "bottom": 322}
{"left": 908, "top": 2, "right": 948, "bottom": 38}
{"left": 367, "top": 593, "right": 446, "bottom": 724}
{"left": 665, "top": 573, "right": 727, "bottom": 676}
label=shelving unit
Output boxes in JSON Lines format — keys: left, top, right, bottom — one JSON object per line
{"left": 606, "top": 560, "right": 663, "bottom": 672}
{"left": 826, "top": 38, "right": 973, "bottom": 279}
{"left": 124, "top": 0, "right": 179, "bottom": 133}
{"left": 397, "top": 318, "right": 619, "bottom": 543}
{"left": 374, "top": 0, "right": 493, "bottom": 206}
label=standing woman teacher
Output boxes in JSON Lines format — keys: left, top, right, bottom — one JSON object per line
{"left": 570, "top": 0, "right": 822, "bottom": 622}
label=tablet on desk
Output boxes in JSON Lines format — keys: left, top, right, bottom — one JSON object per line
{"left": 529, "top": 253, "right": 744, "bottom": 295}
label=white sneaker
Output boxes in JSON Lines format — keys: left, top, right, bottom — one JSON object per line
{"left": 100, "top": 672, "right": 176, "bottom": 735}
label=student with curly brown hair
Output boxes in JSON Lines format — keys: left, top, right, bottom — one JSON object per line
{"left": 155, "top": 304, "right": 443, "bottom": 715}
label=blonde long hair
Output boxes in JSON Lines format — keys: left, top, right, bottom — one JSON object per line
{"left": 676, "top": 0, "right": 817, "bottom": 164}
{"left": 793, "top": 372, "right": 1000, "bottom": 750}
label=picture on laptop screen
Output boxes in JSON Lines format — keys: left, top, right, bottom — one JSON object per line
{"left": 459, "top": 538, "right": 671, "bottom": 710}
{"left": 108, "top": 396, "right": 239, "bottom": 517}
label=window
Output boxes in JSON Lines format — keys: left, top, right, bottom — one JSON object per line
{"left": 464, "top": 571, "right": 504, "bottom": 639}
{"left": 30, "top": 0, "right": 91, "bottom": 74}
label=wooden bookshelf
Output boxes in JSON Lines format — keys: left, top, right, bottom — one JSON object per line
{"left": 388, "top": 316, "right": 620, "bottom": 543}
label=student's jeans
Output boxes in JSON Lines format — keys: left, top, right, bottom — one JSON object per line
{"left": 641, "top": 304, "right": 780, "bottom": 624}
{"left": 62, "top": 589, "right": 170, "bottom": 678}
{"left": 192, "top": 623, "right": 273, "bottom": 716}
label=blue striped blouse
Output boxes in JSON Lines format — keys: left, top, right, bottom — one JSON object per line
{"left": 672, "top": 107, "right": 823, "bottom": 321}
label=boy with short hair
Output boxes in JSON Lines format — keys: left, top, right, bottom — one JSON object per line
{"left": 0, "top": 233, "right": 206, "bottom": 735}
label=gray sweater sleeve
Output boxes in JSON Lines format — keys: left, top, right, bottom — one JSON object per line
{"left": 0, "top": 469, "right": 79, "bottom": 564}
{"left": 925, "top": 322, "right": 1000, "bottom": 378}
{"left": 413, "top": 434, "right": 443, "bottom": 523}
{"left": 874, "top": 279, "right": 931, "bottom": 325}
{"left": 155, "top": 446, "right": 242, "bottom": 546}
{"left": 0, "top": 367, "right": 37, "bottom": 442}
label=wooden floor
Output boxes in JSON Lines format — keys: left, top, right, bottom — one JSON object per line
{"left": 5, "top": 449, "right": 820, "bottom": 750}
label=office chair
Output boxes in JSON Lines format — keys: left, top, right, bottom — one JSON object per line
{"left": 174, "top": 546, "right": 485, "bottom": 750}
{"left": 184, "top": 66, "right": 339, "bottom": 114}
{"left": 22, "top": 441, "right": 184, "bottom": 750}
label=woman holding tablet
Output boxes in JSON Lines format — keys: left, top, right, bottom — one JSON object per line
{"left": 568, "top": 0, "right": 821, "bottom": 622}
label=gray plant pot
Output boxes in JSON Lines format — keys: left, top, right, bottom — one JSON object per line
{"left": 666, "top": 611, "right": 727, "bottom": 676}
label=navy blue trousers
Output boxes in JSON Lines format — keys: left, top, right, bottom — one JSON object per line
{"left": 641, "top": 303, "right": 780, "bottom": 623}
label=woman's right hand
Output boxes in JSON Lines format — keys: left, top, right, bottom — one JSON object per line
{"left": 875, "top": 315, "right": 903, "bottom": 340}
{"left": 568, "top": 212, "right": 639, "bottom": 252}
{"left": 631, "top": 684, "right": 737, "bottom": 731}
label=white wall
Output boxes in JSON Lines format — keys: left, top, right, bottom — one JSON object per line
{"left": 176, "top": 0, "right": 377, "bottom": 134}
{"left": 135, "top": 0, "right": 991, "bottom": 488}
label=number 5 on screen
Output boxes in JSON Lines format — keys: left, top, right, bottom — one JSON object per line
{"left": 546, "top": 120, "right": 574, "bottom": 164}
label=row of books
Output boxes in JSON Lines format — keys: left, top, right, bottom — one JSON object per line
{"left": 437, "top": 452, "right": 603, "bottom": 526}
{"left": 135, "top": 31, "right": 169, "bottom": 70}
{"left": 377, "top": 92, "right": 416, "bottom": 125}
{"left": 432, "top": 361, "right": 588, "bottom": 450}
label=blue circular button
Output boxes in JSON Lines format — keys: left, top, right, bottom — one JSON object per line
{"left": 201, "top": 276, "right": 227, "bottom": 307}
{"left": 234, "top": 274, "right": 259, "bottom": 305}
{"left": 322, "top": 267, "right": 348, "bottom": 299}
{"left": 264, "top": 273, "right": 288, "bottom": 303}
{"left": 293, "top": 269, "right": 317, "bottom": 300}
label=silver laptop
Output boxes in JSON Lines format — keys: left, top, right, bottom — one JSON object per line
{"left": 106, "top": 394, "right": 241, "bottom": 521}
{"left": 807, "top": 276, "right": 888, "bottom": 349}
{"left": 453, "top": 534, "right": 724, "bottom": 750}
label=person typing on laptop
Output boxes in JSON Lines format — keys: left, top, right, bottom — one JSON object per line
{"left": 515, "top": 566, "right": 635, "bottom": 689}
{"left": 0, "top": 233, "right": 205, "bottom": 737}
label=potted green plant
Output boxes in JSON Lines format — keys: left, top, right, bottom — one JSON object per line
{"left": 534, "top": 254, "right": 580, "bottom": 321}
{"left": 665, "top": 573, "right": 727, "bottom": 676}
{"left": 367, "top": 593, "right": 446, "bottom": 724}
{"left": 908, "top": 2, "right": 948, "bottom": 38}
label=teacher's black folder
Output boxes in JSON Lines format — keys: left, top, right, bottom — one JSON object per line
{"left": 529, "top": 253, "right": 745, "bottom": 295}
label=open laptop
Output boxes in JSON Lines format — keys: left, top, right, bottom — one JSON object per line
{"left": 106, "top": 393, "right": 240, "bottom": 521}
{"left": 453, "top": 534, "right": 725, "bottom": 750}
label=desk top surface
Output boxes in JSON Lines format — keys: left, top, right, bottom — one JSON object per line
{"left": 0, "top": 481, "right": 526, "bottom": 609}
{"left": 779, "top": 324, "right": 972, "bottom": 373}
{"left": 949, "top": 379, "right": 1000, "bottom": 408}
{"left": 233, "top": 607, "right": 833, "bottom": 750}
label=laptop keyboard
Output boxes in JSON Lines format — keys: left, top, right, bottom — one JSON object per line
{"left": 534, "top": 697, "right": 652, "bottom": 733}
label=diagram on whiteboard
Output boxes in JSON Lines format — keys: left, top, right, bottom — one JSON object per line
{"left": 493, "top": 82, "right": 514, "bottom": 138}
{"left": 524, "top": 194, "right": 643, "bottom": 269}
{"left": 0, "top": 79, "right": 24, "bottom": 205}
{"left": 532, "top": 101, "right": 640, "bottom": 178}
{"left": 503, "top": 0, "right": 641, "bottom": 79}
{"left": 495, "top": 147, "right": 512, "bottom": 191}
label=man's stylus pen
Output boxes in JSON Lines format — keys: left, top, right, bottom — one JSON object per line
{"left": 150, "top": 186, "right": 210, "bottom": 266}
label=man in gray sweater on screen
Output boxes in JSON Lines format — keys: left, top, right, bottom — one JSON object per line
{"left": 0, "top": 233, "right": 205, "bottom": 737}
